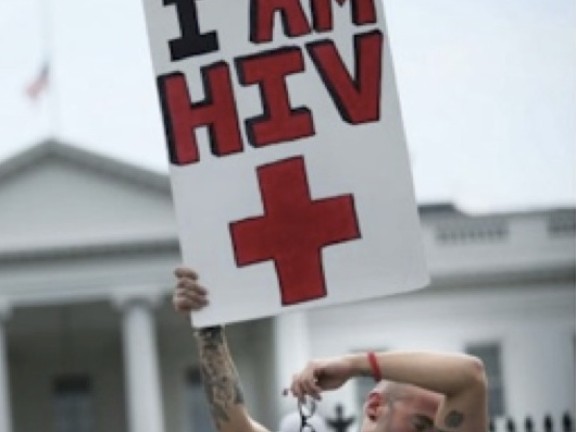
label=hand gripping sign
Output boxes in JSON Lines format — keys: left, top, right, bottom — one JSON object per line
{"left": 142, "top": 0, "right": 429, "bottom": 327}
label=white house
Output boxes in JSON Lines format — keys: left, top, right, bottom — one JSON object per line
{"left": 0, "top": 140, "right": 573, "bottom": 432}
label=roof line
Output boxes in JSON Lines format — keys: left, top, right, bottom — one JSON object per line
{"left": 0, "top": 138, "right": 171, "bottom": 194}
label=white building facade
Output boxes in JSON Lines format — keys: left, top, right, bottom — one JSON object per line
{"left": 0, "top": 141, "right": 574, "bottom": 432}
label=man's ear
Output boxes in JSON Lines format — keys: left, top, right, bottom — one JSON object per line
{"left": 365, "top": 392, "right": 386, "bottom": 421}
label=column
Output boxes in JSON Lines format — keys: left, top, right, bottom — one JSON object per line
{"left": 117, "top": 296, "right": 165, "bottom": 432}
{"left": 273, "top": 311, "right": 311, "bottom": 417}
{"left": 0, "top": 302, "right": 13, "bottom": 432}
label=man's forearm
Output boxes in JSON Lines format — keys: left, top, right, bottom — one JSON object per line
{"left": 194, "top": 326, "right": 250, "bottom": 431}
{"left": 348, "top": 350, "right": 486, "bottom": 396}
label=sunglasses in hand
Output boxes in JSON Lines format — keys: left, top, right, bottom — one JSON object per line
{"left": 298, "top": 397, "right": 317, "bottom": 432}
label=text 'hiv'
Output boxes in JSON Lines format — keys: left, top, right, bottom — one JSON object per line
{"left": 156, "top": 0, "right": 384, "bottom": 166}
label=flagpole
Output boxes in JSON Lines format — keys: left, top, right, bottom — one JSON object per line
{"left": 41, "top": 0, "right": 60, "bottom": 139}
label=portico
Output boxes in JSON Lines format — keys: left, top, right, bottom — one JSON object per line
{"left": 0, "top": 141, "right": 279, "bottom": 432}
{"left": 0, "top": 141, "right": 573, "bottom": 431}
{"left": 0, "top": 304, "right": 12, "bottom": 432}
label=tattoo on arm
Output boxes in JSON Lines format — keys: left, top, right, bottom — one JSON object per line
{"left": 196, "top": 326, "right": 246, "bottom": 428}
{"left": 444, "top": 410, "right": 464, "bottom": 428}
{"left": 431, "top": 410, "right": 465, "bottom": 432}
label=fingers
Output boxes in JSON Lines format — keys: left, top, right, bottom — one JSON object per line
{"left": 290, "top": 374, "right": 322, "bottom": 401}
{"left": 174, "top": 266, "right": 198, "bottom": 279}
{"left": 289, "top": 362, "right": 324, "bottom": 401}
{"left": 176, "top": 275, "right": 206, "bottom": 294}
{"left": 172, "top": 267, "right": 208, "bottom": 313}
{"left": 173, "top": 284, "right": 208, "bottom": 312}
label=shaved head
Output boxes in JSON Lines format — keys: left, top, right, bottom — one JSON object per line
{"left": 360, "top": 381, "right": 443, "bottom": 432}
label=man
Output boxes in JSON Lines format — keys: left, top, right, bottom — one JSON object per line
{"left": 173, "top": 267, "right": 488, "bottom": 432}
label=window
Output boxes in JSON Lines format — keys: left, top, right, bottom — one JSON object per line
{"left": 466, "top": 343, "right": 506, "bottom": 417}
{"left": 186, "top": 369, "right": 216, "bottom": 432}
{"left": 356, "top": 374, "right": 375, "bottom": 411}
{"left": 53, "top": 375, "right": 94, "bottom": 432}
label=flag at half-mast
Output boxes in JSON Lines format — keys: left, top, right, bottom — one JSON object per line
{"left": 25, "top": 62, "right": 50, "bottom": 100}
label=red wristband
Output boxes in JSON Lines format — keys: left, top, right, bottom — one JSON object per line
{"left": 367, "top": 352, "right": 382, "bottom": 382}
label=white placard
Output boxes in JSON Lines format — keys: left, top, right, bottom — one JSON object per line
{"left": 141, "top": 0, "right": 429, "bottom": 327}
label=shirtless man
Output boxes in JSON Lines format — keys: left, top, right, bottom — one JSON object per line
{"left": 173, "top": 267, "right": 488, "bottom": 432}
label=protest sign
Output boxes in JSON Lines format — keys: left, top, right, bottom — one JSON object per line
{"left": 141, "top": 0, "right": 429, "bottom": 326}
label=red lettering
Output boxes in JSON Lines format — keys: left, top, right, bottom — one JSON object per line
{"left": 157, "top": 63, "right": 243, "bottom": 165}
{"left": 306, "top": 30, "right": 383, "bottom": 124}
{"left": 236, "top": 47, "right": 315, "bottom": 147}
{"left": 250, "top": 0, "right": 312, "bottom": 43}
{"left": 311, "top": 0, "right": 377, "bottom": 32}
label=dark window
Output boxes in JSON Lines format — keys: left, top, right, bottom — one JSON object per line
{"left": 548, "top": 211, "right": 576, "bottom": 236}
{"left": 356, "top": 374, "right": 375, "bottom": 410}
{"left": 466, "top": 343, "right": 506, "bottom": 417}
{"left": 186, "top": 369, "right": 216, "bottom": 432}
{"left": 53, "top": 375, "right": 94, "bottom": 432}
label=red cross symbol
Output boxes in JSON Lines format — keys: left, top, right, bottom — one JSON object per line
{"left": 229, "top": 156, "right": 361, "bottom": 305}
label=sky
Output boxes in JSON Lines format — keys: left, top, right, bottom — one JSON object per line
{"left": 0, "top": 0, "right": 574, "bottom": 214}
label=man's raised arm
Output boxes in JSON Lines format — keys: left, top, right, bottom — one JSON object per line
{"left": 291, "top": 350, "right": 488, "bottom": 432}
{"left": 354, "top": 351, "right": 487, "bottom": 432}
{"left": 173, "top": 268, "right": 270, "bottom": 432}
